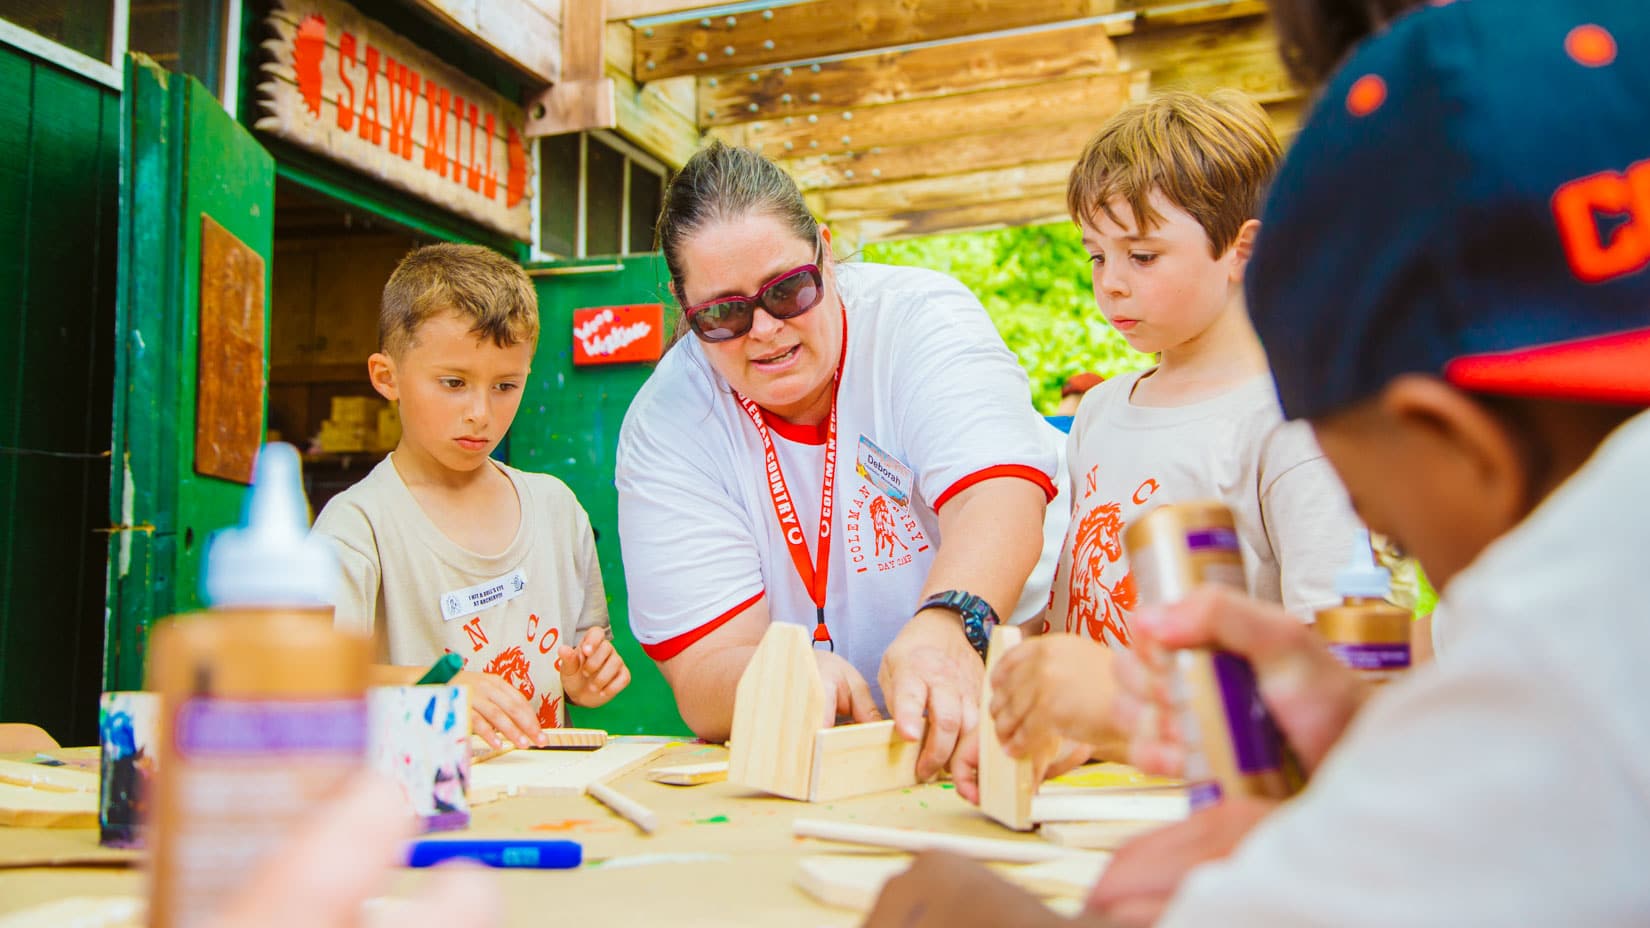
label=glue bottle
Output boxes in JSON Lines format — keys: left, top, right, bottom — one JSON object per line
{"left": 146, "top": 444, "right": 369, "bottom": 928}
{"left": 1123, "top": 501, "right": 1304, "bottom": 810}
{"left": 1314, "top": 529, "right": 1412, "bottom": 684}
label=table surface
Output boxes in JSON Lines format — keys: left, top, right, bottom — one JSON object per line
{"left": 0, "top": 742, "right": 1095, "bottom": 926}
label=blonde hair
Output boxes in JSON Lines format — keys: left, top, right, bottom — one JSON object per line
{"left": 1067, "top": 90, "right": 1281, "bottom": 256}
{"left": 379, "top": 243, "right": 538, "bottom": 356}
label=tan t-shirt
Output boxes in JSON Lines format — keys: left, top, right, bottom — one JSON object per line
{"left": 1048, "top": 370, "right": 1358, "bottom": 646}
{"left": 312, "top": 456, "right": 608, "bottom": 728}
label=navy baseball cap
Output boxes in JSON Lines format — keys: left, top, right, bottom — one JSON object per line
{"left": 1247, "top": 0, "right": 1650, "bottom": 420}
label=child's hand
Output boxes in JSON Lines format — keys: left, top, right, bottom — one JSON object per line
{"left": 1113, "top": 587, "right": 1369, "bottom": 777}
{"left": 558, "top": 627, "right": 631, "bottom": 708}
{"left": 1087, "top": 796, "right": 1279, "bottom": 927}
{"left": 455, "top": 670, "right": 546, "bottom": 750}
{"left": 989, "top": 633, "right": 1118, "bottom": 756}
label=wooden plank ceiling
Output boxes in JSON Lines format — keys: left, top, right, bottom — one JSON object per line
{"left": 601, "top": 0, "right": 1302, "bottom": 245}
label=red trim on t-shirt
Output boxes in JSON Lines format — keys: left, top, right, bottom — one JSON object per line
{"left": 759, "top": 409, "right": 829, "bottom": 445}
{"left": 933, "top": 464, "right": 1058, "bottom": 512}
{"left": 640, "top": 591, "right": 765, "bottom": 661}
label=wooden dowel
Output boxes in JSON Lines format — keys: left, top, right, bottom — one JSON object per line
{"left": 587, "top": 781, "right": 658, "bottom": 834}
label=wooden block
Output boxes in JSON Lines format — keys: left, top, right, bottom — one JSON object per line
{"left": 0, "top": 782, "right": 98, "bottom": 828}
{"left": 793, "top": 818, "right": 1072, "bottom": 864}
{"left": 647, "top": 760, "right": 729, "bottom": 786}
{"left": 808, "top": 719, "right": 921, "bottom": 802}
{"left": 0, "top": 759, "right": 98, "bottom": 793}
{"left": 468, "top": 741, "right": 668, "bottom": 803}
{"left": 1039, "top": 820, "right": 1169, "bottom": 851}
{"left": 0, "top": 897, "right": 145, "bottom": 927}
{"left": 728, "top": 623, "right": 828, "bottom": 801}
{"left": 534, "top": 728, "right": 608, "bottom": 750}
{"left": 978, "top": 624, "right": 1036, "bottom": 831}
{"left": 1030, "top": 790, "right": 1190, "bottom": 824}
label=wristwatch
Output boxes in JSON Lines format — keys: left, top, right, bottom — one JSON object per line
{"left": 916, "top": 590, "right": 999, "bottom": 661}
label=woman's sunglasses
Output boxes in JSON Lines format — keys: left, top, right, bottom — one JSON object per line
{"left": 682, "top": 263, "right": 825, "bottom": 342}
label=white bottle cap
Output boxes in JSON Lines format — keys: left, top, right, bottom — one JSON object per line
{"left": 1334, "top": 528, "right": 1392, "bottom": 600}
{"left": 203, "top": 442, "right": 338, "bottom": 608}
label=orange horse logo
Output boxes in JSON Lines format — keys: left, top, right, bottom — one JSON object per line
{"left": 483, "top": 646, "right": 535, "bottom": 701}
{"left": 1068, "top": 501, "right": 1136, "bottom": 646}
{"left": 869, "top": 495, "right": 908, "bottom": 558}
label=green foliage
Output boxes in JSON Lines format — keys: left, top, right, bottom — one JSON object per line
{"left": 863, "top": 222, "right": 1151, "bottom": 413}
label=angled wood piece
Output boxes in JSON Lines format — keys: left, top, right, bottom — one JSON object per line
{"left": 467, "top": 741, "right": 668, "bottom": 803}
{"left": 1039, "top": 820, "right": 1170, "bottom": 851}
{"left": 808, "top": 719, "right": 922, "bottom": 802}
{"left": 978, "top": 624, "right": 1036, "bottom": 831}
{"left": 728, "top": 623, "right": 828, "bottom": 800}
{"left": 647, "top": 760, "right": 729, "bottom": 786}
{"left": 793, "top": 819, "right": 1072, "bottom": 864}
{"left": 1030, "top": 789, "right": 1190, "bottom": 824}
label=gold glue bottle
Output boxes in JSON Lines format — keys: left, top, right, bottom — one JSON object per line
{"left": 1124, "top": 501, "right": 1305, "bottom": 810}
{"left": 1314, "top": 529, "right": 1412, "bottom": 684}
{"left": 146, "top": 443, "right": 369, "bottom": 928}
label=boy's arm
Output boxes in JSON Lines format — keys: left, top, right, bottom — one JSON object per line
{"left": 310, "top": 506, "right": 382, "bottom": 640}
{"left": 1257, "top": 423, "right": 1363, "bottom": 618}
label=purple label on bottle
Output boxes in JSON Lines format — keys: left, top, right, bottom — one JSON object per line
{"left": 1185, "top": 528, "right": 1240, "bottom": 553}
{"left": 175, "top": 699, "right": 367, "bottom": 757}
{"left": 1328, "top": 642, "right": 1411, "bottom": 671}
{"left": 1211, "top": 651, "right": 1285, "bottom": 774}
{"left": 1189, "top": 781, "right": 1224, "bottom": 811}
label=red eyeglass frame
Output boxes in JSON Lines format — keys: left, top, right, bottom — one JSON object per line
{"left": 681, "top": 259, "right": 826, "bottom": 342}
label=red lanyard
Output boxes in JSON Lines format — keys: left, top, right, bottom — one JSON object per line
{"left": 735, "top": 384, "right": 838, "bottom": 650}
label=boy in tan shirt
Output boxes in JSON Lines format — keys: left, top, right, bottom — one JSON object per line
{"left": 313, "top": 244, "right": 629, "bottom": 750}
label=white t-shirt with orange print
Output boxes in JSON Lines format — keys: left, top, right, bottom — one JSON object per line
{"left": 1048, "top": 370, "right": 1356, "bottom": 646}
{"left": 312, "top": 456, "right": 609, "bottom": 729}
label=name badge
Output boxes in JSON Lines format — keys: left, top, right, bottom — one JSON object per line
{"left": 856, "top": 435, "right": 913, "bottom": 506}
{"left": 440, "top": 568, "right": 528, "bottom": 622}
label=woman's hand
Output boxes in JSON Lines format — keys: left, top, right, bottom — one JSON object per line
{"left": 1112, "top": 587, "right": 1370, "bottom": 777}
{"left": 817, "top": 649, "right": 883, "bottom": 725}
{"left": 878, "top": 610, "right": 984, "bottom": 780}
{"left": 559, "top": 627, "right": 632, "bottom": 709}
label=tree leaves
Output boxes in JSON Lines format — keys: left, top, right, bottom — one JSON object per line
{"left": 864, "top": 223, "right": 1150, "bottom": 413}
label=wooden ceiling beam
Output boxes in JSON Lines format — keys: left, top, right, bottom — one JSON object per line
{"left": 703, "top": 12, "right": 1287, "bottom": 128}
{"left": 718, "top": 72, "right": 1138, "bottom": 158}
{"left": 831, "top": 191, "right": 1073, "bottom": 245}
{"left": 634, "top": 0, "right": 1160, "bottom": 81}
{"left": 608, "top": 0, "right": 757, "bottom": 20}
{"left": 697, "top": 20, "right": 1126, "bottom": 127}
{"left": 808, "top": 160, "right": 1073, "bottom": 220}
{"left": 782, "top": 122, "right": 1098, "bottom": 190}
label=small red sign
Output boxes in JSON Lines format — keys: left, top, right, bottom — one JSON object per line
{"left": 572, "top": 304, "right": 665, "bottom": 366}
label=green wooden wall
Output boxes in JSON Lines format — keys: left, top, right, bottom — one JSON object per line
{"left": 0, "top": 45, "right": 120, "bottom": 746}
{"left": 511, "top": 259, "right": 691, "bottom": 736}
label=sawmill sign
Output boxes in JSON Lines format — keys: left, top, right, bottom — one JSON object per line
{"left": 256, "top": 0, "right": 535, "bottom": 241}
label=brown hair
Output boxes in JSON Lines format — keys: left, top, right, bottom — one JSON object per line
{"left": 379, "top": 243, "right": 538, "bottom": 357}
{"left": 1267, "top": 0, "right": 1428, "bottom": 88}
{"left": 1066, "top": 90, "right": 1281, "bottom": 257}
{"left": 655, "top": 141, "right": 821, "bottom": 343}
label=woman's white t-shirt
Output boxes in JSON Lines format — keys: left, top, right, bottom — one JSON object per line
{"left": 616, "top": 262, "right": 1070, "bottom": 703}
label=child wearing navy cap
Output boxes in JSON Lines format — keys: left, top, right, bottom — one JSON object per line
{"left": 865, "top": 0, "right": 1650, "bottom": 925}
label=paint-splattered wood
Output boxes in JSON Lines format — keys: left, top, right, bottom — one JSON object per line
{"left": 468, "top": 741, "right": 669, "bottom": 803}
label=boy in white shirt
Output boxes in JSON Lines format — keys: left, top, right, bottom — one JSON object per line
{"left": 978, "top": 91, "right": 1357, "bottom": 767}
{"left": 313, "top": 244, "right": 630, "bottom": 750}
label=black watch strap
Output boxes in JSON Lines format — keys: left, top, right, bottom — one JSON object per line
{"left": 917, "top": 590, "right": 999, "bottom": 661}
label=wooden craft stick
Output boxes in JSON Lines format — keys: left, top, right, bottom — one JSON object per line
{"left": 1029, "top": 790, "right": 1190, "bottom": 824}
{"left": 793, "top": 819, "right": 1074, "bottom": 863}
{"left": 587, "top": 781, "right": 658, "bottom": 834}
{"left": 647, "top": 760, "right": 729, "bottom": 786}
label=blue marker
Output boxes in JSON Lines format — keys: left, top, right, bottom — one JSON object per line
{"left": 406, "top": 839, "right": 583, "bottom": 869}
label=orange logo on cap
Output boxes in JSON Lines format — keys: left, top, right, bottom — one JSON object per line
{"left": 1551, "top": 158, "right": 1650, "bottom": 284}
{"left": 1346, "top": 75, "right": 1387, "bottom": 117}
{"left": 1566, "top": 24, "right": 1617, "bottom": 67}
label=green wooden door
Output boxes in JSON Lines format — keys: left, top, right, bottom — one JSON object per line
{"left": 106, "top": 57, "right": 275, "bottom": 689}
{"left": 510, "top": 257, "right": 690, "bottom": 736}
